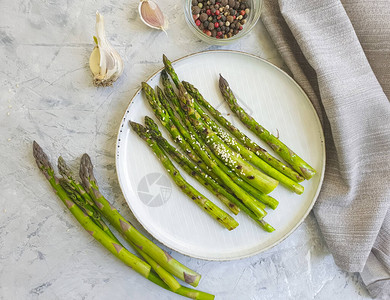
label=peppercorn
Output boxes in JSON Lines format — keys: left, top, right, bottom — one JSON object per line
{"left": 228, "top": 0, "right": 235, "bottom": 7}
{"left": 234, "top": 2, "right": 240, "bottom": 9}
{"left": 208, "top": 16, "right": 213, "bottom": 21}
{"left": 198, "top": 2, "right": 203, "bottom": 8}
{"left": 225, "top": 21, "right": 230, "bottom": 26}
{"left": 199, "top": 13, "right": 208, "bottom": 22}
{"left": 208, "top": 22, "right": 215, "bottom": 30}
{"left": 221, "top": 0, "right": 228, "bottom": 5}
{"left": 203, "top": 20, "right": 209, "bottom": 27}
{"left": 192, "top": 6, "right": 201, "bottom": 14}
{"left": 192, "top": 0, "right": 198, "bottom": 5}
{"left": 195, "top": 19, "right": 201, "bottom": 26}
{"left": 245, "top": 8, "right": 250, "bottom": 14}
{"left": 221, "top": 15, "right": 226, "bottom": 21}
{"left": 205, "top": 30, "right": 212, "bottom": 36}
{"left": 226, "top": 15, "right": 233, "bottom": 23}
{"left": 212, "top": 29, "right": 217, "bottom": 37}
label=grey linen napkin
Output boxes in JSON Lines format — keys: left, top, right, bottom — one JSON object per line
{"left": 261, "top": 0, "right": 390, "bottom": 298}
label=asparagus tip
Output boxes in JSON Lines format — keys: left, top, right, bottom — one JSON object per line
{"left": 144, "top": 117, "right": 161, "bottom": 137}
{"left": 79, "top": 153, "right": 95, "bottom": 189}
{"left": 218, "top": 74, "right": 229, "bottom": 90}
{"left": 33, "top": 141, "right": 52, "bottom": 170}
{"left": 57, "top": 156, "right": 72, "bottom": 178}
{"left": 162, "top": 54, "right": 168, "bottom": 63}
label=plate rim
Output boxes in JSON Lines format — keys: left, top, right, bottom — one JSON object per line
{"left": 115, "top": 50, "right": 326, "bottom": 261}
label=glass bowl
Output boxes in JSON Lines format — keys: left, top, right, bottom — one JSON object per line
{"left": 183, "top": 0, "right": 262, "bottom": 45}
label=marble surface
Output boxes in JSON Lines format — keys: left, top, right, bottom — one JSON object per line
{"left": 0, "top": 0, "right": 371, "bottom": 299}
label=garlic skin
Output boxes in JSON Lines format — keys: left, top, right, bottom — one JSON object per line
{"left": 139, "top": 0, "right": 168, "bottom": 32}
{"left": 89, "top": 12, "right": 124, "bottom": 87}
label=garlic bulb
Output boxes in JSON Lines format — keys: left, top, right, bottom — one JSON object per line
{"left": 89, "top": 12, "right": 124, "bottom": 87}
{"left": 139, "top": 0, "right": 168, "bottom": 32}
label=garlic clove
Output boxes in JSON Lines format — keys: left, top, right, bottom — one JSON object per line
{"left": 89, "top": 43, "right": 101, "bottom": 76}
{"left": 139, "top": 0, "right": 168, "bottom": 32}
{"left": 89, "top": 12, "right": 124, "bottom": 87}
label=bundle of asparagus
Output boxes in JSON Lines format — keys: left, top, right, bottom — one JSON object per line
{"left": 130, "top": 55, "right": 316, "bottom": 233}
{"left": 33, "top": 141, "right": 214, "bottom": 300}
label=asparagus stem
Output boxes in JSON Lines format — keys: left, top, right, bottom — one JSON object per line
{"left": 148, "top": 272, "right": 215, "bottom": 300}
{"left": 191, "top": 96, "right": 304, "bottom": 195}
{"left": 143, "top": 81, "right": 267, "bottom": 219}
{"left": 129, "top": 240, "right": 181, "bottom": 292}
{"left": 32, "top": 141, "right": 151, "bottom": 278}
{"left": 130, "top": 121, "right": 239, "bottom": 231}
{"left": 183, "top": 81, "right": 304, "bottom": 183}
{"left": 145, "top": 117, "right": 274, "bottom": 232}
{"left": 163, "top": 55, "right": 278, "bottom": 194}
{"left": 218, "top": 74, "right": 316, "bottom": 180}
{"left": 79, "top": 153, "right": 202, "bottom": 287}
{"left": 145, "top": 116, "right": 240, "bottom": 215}
{"left": 161, "top": 74, "right": 279, "bottom": 210}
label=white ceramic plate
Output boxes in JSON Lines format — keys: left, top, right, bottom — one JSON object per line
{"left": 116, "top": 51, "right": 325, "bottom": 261}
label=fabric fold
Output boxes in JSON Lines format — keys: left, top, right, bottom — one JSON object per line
{"left": 261, "top": 0, "right": 390, "bottom": 297}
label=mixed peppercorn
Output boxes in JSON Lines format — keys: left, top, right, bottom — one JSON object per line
{"left": 191, "top": 0, "right": 250, "bottom": 39}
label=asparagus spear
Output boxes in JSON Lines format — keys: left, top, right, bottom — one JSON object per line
{"left": 79, "top": 153, "right": 202, "bottom": 287}
{"left": 145, "top": 117, "right": 275, "bottom": 232}
{"left": 218, "top": 74, "right": 316, "bottom": 180}
{"left": 183, "top": 81, "right": 305, "bottom": 183}
{"left": 130, "top": 121, "right": 239, "bottom": 231}
{"left": 163, "top": 55, "right": 279, "bottom": 195}
{"left": 58, "top": 157, "right": 181, "bottom": 292}
{"left": 191, "top": 97, "right": 304, "bottom": 194}
{"left": 145, "top": 116, "right": 240, "bottom": 215}
{"left": 143, "top": 82, "right": 268, "bottom": 218}
{"left": 161, "top": 72, "right": 279, "bottom": 210}
{"left": 32, "top": 141, "right": 151, "bottom": 278}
